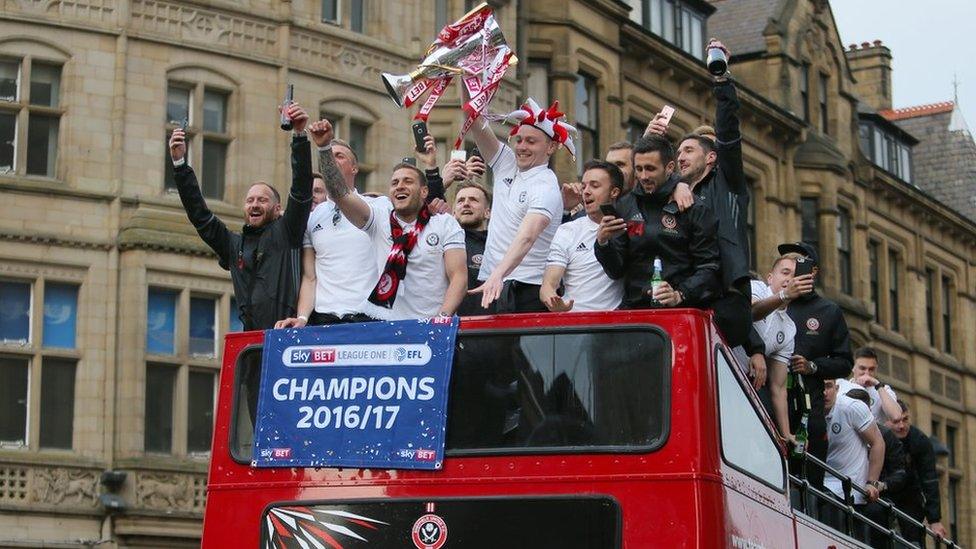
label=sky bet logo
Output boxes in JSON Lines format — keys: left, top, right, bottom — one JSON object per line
{"left": 282, "top": 344, "right": 432, "bottom": 367}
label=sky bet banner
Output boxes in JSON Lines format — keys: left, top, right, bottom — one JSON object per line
{"left": 252, "top": 317, "right": 459, "bottom": 470}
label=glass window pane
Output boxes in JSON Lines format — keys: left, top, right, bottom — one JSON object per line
{"left": 146, "top": 288, "right": 177, "bottom": 355}
{"left": 0, "top": 60, "right": 18, "bottom": 102}
{"left": 43, "top": 283, "right": 78, "bottom": 349}
{"left": 435, "top": 0, "right": 448, "bottom": 32}
{"left": 351, "top": 0, "right": 365, "bottom": 33}
{"left": 202, "top": 89, "right": 227, "bottom": 133}
{"left": 29, "top": 63, "right": 60, "bottom": 107}
{"left": 39, "top": 358, "right": 75, "bottom": 449}
{"left": 189, "top": 297, "right": 216, "bottom": 357}
{"left": 800, "top": 197, "right": 819, "bottom": 259}
{"left": 166, "top": 85, "right": 190, "bottom": 124}
{"left": 187, "top": 370, "right": 216, "bottom": 453}
{"left": 717, "top": 350, "right": 784, "bottom": 488}
{"left": 649, "top": 0, "right": 662, "bottom": 34}
{"left": 0, "top": 112, "right": 14, "bottom": 173}
{"left": 681, "top": 10, "right": 692, "bottom": 52}
{"left": 575, "top": 76, "right": 591, "bottom": 127}
{"left": 690, "top": 15, "right": 703, "bottom": 58}
{"left": 322, "top": 0, "right": 338, "bottom": 22}
{"left": 0, "top": 357, "right": 29, "bottom": 445}
{"left": 0, "top": 281, "right": 31, "bottom": 343}
{"left": 144, "top": 365, "right": 175, "bottom": 453}
{"left": 526, "top": 62, "right": 550, "bottom": 107}
{"left": 26, "top": 114, "right": 59, "bottom": 177}
{"left": 349, "top": 121, "right": 368, "bottom": 164}
{"left": 661, "top": 0, "right": 674, "bottom": 43}
{"left": 163, "top": 132, "right": 181, "bottom": 189}
{"left": 229, "top": 297, "right": 243, "bottom": 333}
{"left": 446, "top": 330, "right": 669, "bottom": 451}
{"left": 201, "top": 138, "right": 227, "bottom": 200}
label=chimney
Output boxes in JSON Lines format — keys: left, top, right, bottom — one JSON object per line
{"left": 845, "top": 40, "right": 893, "bottom": 111}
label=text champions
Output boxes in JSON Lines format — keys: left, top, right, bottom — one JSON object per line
{"left": 273, "top": 376, "right": 436, "bottom": 431}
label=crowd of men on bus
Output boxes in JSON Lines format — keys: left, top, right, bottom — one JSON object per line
{"left": 167, "top": 38, "right": 948, "bottom": 546}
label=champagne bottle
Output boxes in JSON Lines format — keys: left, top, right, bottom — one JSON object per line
{"left": 792, "top": 412, "right": 809, "bottom": 458}
{"left": 651, "top": 257, "right": 664, "bottom": 305}
{"left": 280, "top": 84, "right": 294, "bottom": 131}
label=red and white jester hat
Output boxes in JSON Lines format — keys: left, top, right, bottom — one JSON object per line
{"left": 504, "top": 98, "right": 578, "bottom": 157}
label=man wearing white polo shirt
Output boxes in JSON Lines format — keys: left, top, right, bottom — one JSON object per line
{"left": 466, "top": 97, "right": 577, "bottom": 312}
{"left": 837, "top": 347, "right": 901, "bottom": 423}
{"left": 540, "top": 160, "right": 625, "bottom": 312}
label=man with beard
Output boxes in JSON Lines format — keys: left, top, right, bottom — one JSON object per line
{"left": 169, "top": 102, "right": 312, "bottom": 331}
{"left": 310, "top": 126, "right": 467, "bottom": 320}
{"left": 605, "top": 141, "right": 636, "bottom": 195}
{"left": 644, "top": 39, "right": 752, "bottom": 348}
{"left": 594, "top": 135, "right": 721, "bottom": 310}
{"left": 541, "top": 160, "right": 625, "bottom": 312}
{"left": 453, "top": 182, "right": 491, "bottom": 316}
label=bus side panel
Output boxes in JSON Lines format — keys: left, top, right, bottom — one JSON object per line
{"left": 794, "top": 511, "right": 862, "bottom": 548}
{"left": 721, "top": 482, "right": 795, "bottom": 548}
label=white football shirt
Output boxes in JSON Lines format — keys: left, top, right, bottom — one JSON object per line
{"left": 478, "top": 143, "right": 562, "bottom": 285}
{"left": 825, "top": 393, "right": 876, "bottom": 505}
{"left": 546, "top": 216, "right": 624, "bottom": 311}
{"left": 359, "top": 199, "right": 465, "bottom": 320}
{"left": 837, "top": 377, "right": 899, "bottom": 423}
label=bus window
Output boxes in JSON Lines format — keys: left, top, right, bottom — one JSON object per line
{"left": 715, "top": 348, "right": 785, "bottom": 490}
{"left": 446, "top": 329, "right": 670, "bottom": 453}
{"left": 230, "top": 347, "right": 262, "bottom": 462}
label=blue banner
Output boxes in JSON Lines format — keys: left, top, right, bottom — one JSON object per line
{"left": 252, "top": 317, "right": 459, "bottom": 470}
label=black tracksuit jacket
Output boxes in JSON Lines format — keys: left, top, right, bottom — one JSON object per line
{"left": 174, "top": 134, "right": 312, "bottom": 331}
{"left": 891, "top": 425, "right": 942, "bottom": 522}
{"left": 456, "top": 228, "right": 488, "bottom": 316}
{"left": 595, "top": 175, "right": 721, "bottom": 309}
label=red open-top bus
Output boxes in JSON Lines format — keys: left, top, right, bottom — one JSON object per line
{"left": 202, "top": 310, "right": 950, "bottom": 548}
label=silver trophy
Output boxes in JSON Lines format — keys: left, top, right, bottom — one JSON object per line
{"left": 381, "top": 8, "right": 511, "bottom": 108}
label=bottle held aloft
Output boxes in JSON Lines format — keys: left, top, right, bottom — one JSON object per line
{"left": 280, "top": 84, "right": 294, "bottom": 131}
{"left": 706, "top": 46, "right": 728, "bottom": 76}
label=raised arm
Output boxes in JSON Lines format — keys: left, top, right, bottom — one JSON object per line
{"left": 282, "top": 103, "right": 313, "bottom": 246}
{"left": 461, "top": 85, "right": 502, "bottom": 163}
{"left": 169, "top": 128, "right": 232, "bottom": 266}
{"left": 710, "top": 39, "right": 746, "bottom": 195}
{"left": 858, "top": 421, "right": 886, "bottom": 502}
{"left": 308, "top": 119, "right": 371, "bottom": 228}
{"left": 471, "top": 212, "right": 551, "bottom": 308}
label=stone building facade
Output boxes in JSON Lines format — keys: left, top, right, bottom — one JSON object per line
{"left": 0, "top": 0, "right": 972, "bottom": 546}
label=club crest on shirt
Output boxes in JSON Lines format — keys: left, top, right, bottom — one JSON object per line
{"left": 776, "top": 331, "right": 785, "bottom": 344}
{"left": 426, "top": 233, "right": 440, "bottom": 246}
{"left": 831, "top": 422, "right": 841, "bottom": 434}
{"left": 660, "top": 213, "right": 679, "bottom": 235}
{"left": 806, "top": 317, "right": 820, "bottom": 332}
{"left": 471, "top": 253, "right": 483, "bottom": 266}
{"left": 518, "top": 191, "right": 527, "bottom": 203}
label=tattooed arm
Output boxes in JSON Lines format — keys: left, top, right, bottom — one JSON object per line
{"left": 308, "top": 119, "right": 372, "bottom": 229}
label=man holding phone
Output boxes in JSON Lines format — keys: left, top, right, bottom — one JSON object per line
{"left": 170, "top": 101, "right": 312, "bottom": 331}
{"left": 778, "top": 241, "right": 853, "bottom": 492}
{"left": 540, "top": 160, "right": 625, "bottom": 312}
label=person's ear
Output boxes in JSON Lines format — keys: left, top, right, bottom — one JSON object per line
{"left": 610, "top": 187, "right": 620, "bottom": 201}
{"left": 706, "top": 150, "right": 717, "bottom": 165}
{"left": 420, "top": 185, "right": 429, "bottom": 201}
{"left": 273, "top": 203, "right": 283, "bottom": 217}
{"left": 666, "top": 160, "right": 675, "bottom": 174}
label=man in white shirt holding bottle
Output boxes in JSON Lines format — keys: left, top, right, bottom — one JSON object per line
{"left": 540, "top": 160, "right": 625, "bottom": 312}
{"left": 466, "top": 97, "right": 576, "bottom": 313}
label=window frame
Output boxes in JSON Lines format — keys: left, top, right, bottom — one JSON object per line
{"left": 164, "top": 81, "right": 233, "bottom": 200}
{"left": 319, "top": 103, "right": 375, "bottom": 192}
{"left": 574, "top": 72, "right": 600, "bottom": 174}
{"left": 714, "top": 345, "right": 787, "bottom": 492}
{"left": 835, "top": 206, "right": 852, "bottom": 294}
{"left": 0, "top": 275, "right": 81, "bottom": 452}
{"left": 143, "top": 284, "right": 233, "bottom": 458}
{"left": 818, "top": 72, "right": 829, "bottom": 134}
{"left": 0, "top": 55, "right": 64, "bottom": 180}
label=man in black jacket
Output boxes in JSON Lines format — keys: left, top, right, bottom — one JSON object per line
{"left": 595, "top": 135, "right": 721, "bottom": 309}
{"left": 646, "top": 39, "right": 751, "bottom": 347}
{"left": 169, "top": 103, "right": 312, "bottom": 331}
{"left": 777, "top": 241, "right": 853, "bottom": 493}
{"left": 887, "top": 400, "right": 948, "bottom": 542}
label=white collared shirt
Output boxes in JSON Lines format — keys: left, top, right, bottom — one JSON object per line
{"left": 825, "top": 394, "right": 875, "bottom": 505}
{"left": 359, "top": 199, "right": 465, "bottom": 320}
{"left": 478, "top": 143, "right": 562, "bottom": 285}
{"left": 547, "top": 216, "right": 623, "bottom": 311}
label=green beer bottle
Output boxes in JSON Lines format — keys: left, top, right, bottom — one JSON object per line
{"left": 651, "top": 257, "right": 664, "bottom": 305}
{"left": 792, "top": 412, "right": 809, "bottom": 458}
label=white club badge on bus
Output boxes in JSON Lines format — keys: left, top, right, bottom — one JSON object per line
{"left": 380, "top": 2, "right": 517, "bottom": 150}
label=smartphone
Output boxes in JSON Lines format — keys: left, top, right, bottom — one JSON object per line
{"left": 412, "top": 120, "right": 429, "bottom": 153}
{"left": 599, "top": 203, "right": 618, "bottom": 218}
{"left": 470, "top": 147, "right": 482, "bottom": 160}
{"left": 659, "top": 104, "right": 676, "bottom": 126}
{"left": 794, "top": 256, "right": 814, "bottom": 277}
{"left": 450, "top": 149, "right": 467, "bottom": 162}
{"left": 280, "top": 84, "right": 294, "bottom": 131}
{"left": 180, "top": 117, "right": 188, "bottom": 132}
{"left": 401, "top": 156, "right": 417, "bottom": 166}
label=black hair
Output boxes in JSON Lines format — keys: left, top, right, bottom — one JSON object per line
{"left": 632, "top": 134, "right": 675, "bottom": 165}
{"left": 581, "top": 159, "right": 625, "bottom": 192}
{"left": 845, "top": 388, "right": 871, "bottom": 408}
{"left": 854, "top": 346, "right": 879, "bottom": 361}
{"left": 678, "top": 133, "right": 715, "bottom": 155}
{"left": 391, "top": 162, "right": 428, "bottom": 186}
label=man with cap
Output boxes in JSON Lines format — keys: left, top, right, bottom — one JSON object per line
{"left": 465, "top": 97, "right": 576, "bottom": 312}
{"left": 778, "top": 240, "right": 853, "bottom": 492}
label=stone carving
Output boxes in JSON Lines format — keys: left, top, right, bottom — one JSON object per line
{"left": 290, "top": 31, "right": 410, "bottom": 86}
{"left": 130, "top": 0, "right": 277, "bottom": 59}
{"left": 11, "top": 0, "right": 115, "bottom": 24}
{"left": 137, "top": 472, "right": 193, "bottom": 509}
{"left": 31, "top": 468, "right": 98, "bottom": 506}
